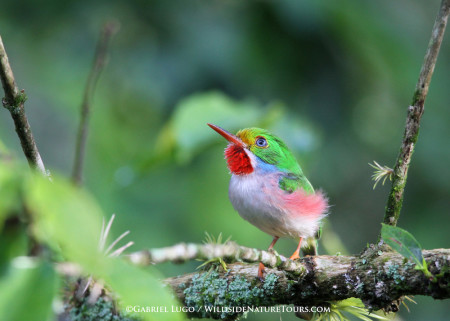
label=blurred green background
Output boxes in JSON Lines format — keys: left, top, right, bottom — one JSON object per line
{"left": 1, "top": 0, "right": 449, "bottom": 320}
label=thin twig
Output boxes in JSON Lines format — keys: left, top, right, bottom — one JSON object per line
{"left": 72, "top": 21, "right": 119, "bottom": 185}
{"left": 0, "top": 35, "right": 47, "bottom": 176}
{"left": 383, "top": 0, "right": 449, "bottom": 226}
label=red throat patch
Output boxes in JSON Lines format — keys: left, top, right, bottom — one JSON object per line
{"left": 224, "top": 144, "right": 253, "bottom": 175}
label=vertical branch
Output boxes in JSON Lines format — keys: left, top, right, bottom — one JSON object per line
{"left": 72, "top": 21, "right": 119, "bottom": 186}
{"left": 0, "top": 35, "right": 47, "bottom": 176}
{"left": 383, "top": 0, "right": 450, "bottom": 226}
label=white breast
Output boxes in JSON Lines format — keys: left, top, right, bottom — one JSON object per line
{"left": 229, "top": 172, "right": 287, "bottom": 236}
{"left": 228, "top": 172, "right": 320, "bottom": 239}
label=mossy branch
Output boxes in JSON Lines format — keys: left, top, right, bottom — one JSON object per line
{"left": 155, "top": 245, "right": 450, "bottom": 320}
{"left": 0, "top": 35, "right": 47, "bottom": 176}
{"left": 384, "top": 0, "right": 450, "bottom": 226}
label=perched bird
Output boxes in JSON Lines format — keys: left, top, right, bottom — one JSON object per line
{"left": 208, "top": 123, "right": 328, "bottom": 279}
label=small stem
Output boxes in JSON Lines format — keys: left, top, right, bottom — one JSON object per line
{"left": 72, "top": 21, "right": 119, "bottom": 186}
{"left": 383, "top": 0, "right": 449, "bottom": 227}
{"left": 0, "top": 35, "right": 47, "bottom": 176}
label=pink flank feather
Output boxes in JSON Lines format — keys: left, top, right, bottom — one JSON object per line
{"left": 282, "top": 189, "right": 328, "bottom": 220}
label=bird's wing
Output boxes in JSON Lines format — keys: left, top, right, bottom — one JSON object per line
{"left": 278, "top": 172, "right": 315, "bottom": 194}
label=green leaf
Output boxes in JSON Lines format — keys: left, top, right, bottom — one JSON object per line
{"left": 312, "top": 298, "right": 387, "bottom": 321}
{"left": 25, "top": 174, "right": 105, "bottom": 272}
{"left": 0, "top": 257, "right": 59, "bottom": 321}
{"left": 381, "top": 223, "right": 424, "bottom": 269}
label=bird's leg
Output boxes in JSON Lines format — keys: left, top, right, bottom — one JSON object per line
{"left": 289, "top": 237, "right": 303, "bottom": 260}
{"left": 268, "top": 236, "right": 279, "bottom": 251}
{"left": 258, "top": 236, "right": 279, "bottom": 280}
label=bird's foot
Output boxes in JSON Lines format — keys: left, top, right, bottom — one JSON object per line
{"left": 257, "top": 262, "right": 265, "bottom": 280}
{"left": 289, "top": 252, "right": 301, "bottom": 260}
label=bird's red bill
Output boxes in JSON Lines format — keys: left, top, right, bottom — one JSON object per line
{"left": 207, "top": 123, "right": 245, "bottom": 147}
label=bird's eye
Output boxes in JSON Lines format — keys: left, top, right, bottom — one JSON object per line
{"left": 255, "top": 137, "right": 267, "bottom": 147}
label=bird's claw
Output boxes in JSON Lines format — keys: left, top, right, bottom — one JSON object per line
{"left": 289, "top": 253, "right": 301, "bottom": 261}
{"left": 257, "top": 262, "right": 265, "bottom": 280}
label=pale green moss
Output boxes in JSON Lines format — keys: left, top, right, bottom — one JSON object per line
{"left": 183, "top": 271, "right": 280, "bottom": 319}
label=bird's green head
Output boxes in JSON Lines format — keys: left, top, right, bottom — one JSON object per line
{"left": 208, "top": 123, "right": 302, "bottom": 175}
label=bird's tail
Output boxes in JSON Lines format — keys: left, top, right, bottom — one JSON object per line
{"left": 302, "top": 226, "right": 322, "bottom": 256}
{"left": 302, "top": 237, "right": 318, "bottom": 256}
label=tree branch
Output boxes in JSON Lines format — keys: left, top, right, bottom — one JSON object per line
{"left": 0, "top": 35, "right": 47, "bottom": 176}
{"left": 72, "top": 21, "right": 119, "bottom": 185}
{"left": 129, "top": 242, "right": 305, "bottom": 274}
{"left": 384, "top": 0, "right": 450, "bottom": 226}
{"left": 156, "top": 244, "right": 449, "bottom": 320}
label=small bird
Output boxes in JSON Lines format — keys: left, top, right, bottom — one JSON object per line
{"left": 208, "top": 123, "right": 328, "bottom": 279}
